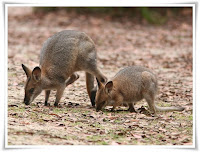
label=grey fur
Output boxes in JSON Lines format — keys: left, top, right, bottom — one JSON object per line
{"left": 22, "top": 30, "right": 106, "bottom": 106}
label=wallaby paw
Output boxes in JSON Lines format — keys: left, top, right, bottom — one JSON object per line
{"left": 151, "top": 113, "right": 158, "bottom": 117}
{"left": 44, "top": 102, "right": 50, "bottom": 106}
{"left": 111, "top": 108, "right": 116, "bottom": 112}
{"left": 129, "top": 108, "right": 137, "bottom": 113}
{"left": 54, "top": 103, "right": 62, "bottom": 108}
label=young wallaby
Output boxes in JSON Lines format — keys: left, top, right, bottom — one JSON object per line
{"left": 95, "top": 66, "right": 184, "bottom": 114}
{"left": 22, "top": 30, "right": 106, "bottom": 107}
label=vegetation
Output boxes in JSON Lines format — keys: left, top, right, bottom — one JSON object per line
{"left": 33, "top": 7, "right": 186, "bottom": 24}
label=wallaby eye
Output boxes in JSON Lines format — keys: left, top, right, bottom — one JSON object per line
{"left": 29, "top": 88, "right": 34, "bottom": 94}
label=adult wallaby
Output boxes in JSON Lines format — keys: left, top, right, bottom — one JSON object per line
{"left": 22, "top": 30, "right": 106, "bottom": 107}
{"left": 95, "top": 66, "right": 184, "bottom": 115}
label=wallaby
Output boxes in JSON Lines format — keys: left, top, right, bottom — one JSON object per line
{"left": 95, "top": 66, "right": 184, "bottom": 115}
{"left": 22, "top": 30, "right": 106, "bottom": 107}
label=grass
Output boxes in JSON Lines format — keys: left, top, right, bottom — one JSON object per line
{"left": 98, "top": 141, "right": 109, "bottom": 145}
{"left": 9, "top": 106, "right": 25, "bottom": 112}
{"left": 8, "top": 72, "right": 17, "bottom": 77}
{"left": 87, "top": 135, "right": 102, "bottom": 142}
{"left": 7, "top": 102, "right": 193, "bottom": 145}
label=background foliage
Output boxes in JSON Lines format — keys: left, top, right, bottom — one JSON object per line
{"left": 33, "top": 7, "right": 185, "bottom": 24}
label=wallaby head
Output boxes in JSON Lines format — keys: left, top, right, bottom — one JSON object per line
{"left": 22, "top": 64, "right": 42, "bottom": 105}
{"left": 95, "top": 78, "right": 113, "bottom": 112}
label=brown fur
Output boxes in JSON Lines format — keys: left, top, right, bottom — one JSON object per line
{"left": 22, "top": 30, "right": 106, "bottom": 107}
{"left": 95, "top": 66, "right": 184, "bottom": 115}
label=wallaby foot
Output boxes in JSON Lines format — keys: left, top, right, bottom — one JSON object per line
{"left": 54, "top": 102, "right": 63, "bottom": 108}
{"left": 54, "top": 86, "right": 65, "bottom": 107}
{"left": 54, "top": 102, "right": 58, "bottom": 107}
{"left": 44, "top": 101, "right": 50, "bottom": 106}
{"left": 151, "top": 113, "right": 158, "bottom": 117}
{"left": 44, "top": 90, "right": 51, "bottom": 106}
{"left": 128, "top": 103, "right": 136, "bottom": 113}
{"left": 111, "top": 107, "right": 116, "bottom": 112}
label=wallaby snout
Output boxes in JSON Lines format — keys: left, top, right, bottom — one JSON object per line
{"left": 95, "top": 100, "right": 106, "bottom": 112}
{"left": 23, "top": 93, "right": 32, "bottom": 105}
{"left": 24, "top": 97, "right": 30, "bottom": 105}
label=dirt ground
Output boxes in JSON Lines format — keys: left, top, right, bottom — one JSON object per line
{"left": 7, "top": 7, "right": 193, "bottom": 145}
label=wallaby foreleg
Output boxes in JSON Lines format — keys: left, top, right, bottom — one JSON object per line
{"left": 45, "top": 90, "right": 51, "bottom": 106}
{"left": 111, "top": 95, "right": 123, "bottom": 112}
{"left": 128, "top": 103, "right": 136, "bottom": 113}
{"left": 54, "top": 86, "right": 65, "bottom": 107}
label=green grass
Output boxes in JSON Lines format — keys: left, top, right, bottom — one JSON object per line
{"left": 98, "top": 141, "right": 109, "bottom": 145}
{"left": 9, "top": 106, "right": 25, "bottom": 112}
{"left": 173, "top": 112, "right": 193, "bottom": 121}
{"left": 8, "top": 72, "right": 17, "bottom": 77}
{"left": 53, "top": 107, "right": 69, "bottom": 113}
{"left": 87, "top": 135, "right": 102, "bottom": 142}
{"left": 114, "top": 119, "right": 122, "bottom": 124}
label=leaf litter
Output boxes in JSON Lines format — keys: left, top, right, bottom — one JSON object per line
{"left": 7, "top": 7, "right": 193, "bottom": 145}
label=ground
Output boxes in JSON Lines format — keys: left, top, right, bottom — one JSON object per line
{"left": 7, "top": 7, "right": 193, "bottom": 145}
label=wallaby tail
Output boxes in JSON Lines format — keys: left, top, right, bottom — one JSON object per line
{"left": 155, "top": 105, "right": 185, "bottom": 112}
{"left": 86, "top": 72, "right": 97, "bottom": 107}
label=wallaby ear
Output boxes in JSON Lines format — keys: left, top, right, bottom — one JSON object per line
{"left": 32, "top": 67, "right": 41, "bottom": 82}
{"left": 22, "top": 64, "right": 31, "bottom": 78}
{"left": 105, "top": 81, "right": 113, "bottom": 94}
{"left": 96, "top": 78, "right": 103, "bottom": 89}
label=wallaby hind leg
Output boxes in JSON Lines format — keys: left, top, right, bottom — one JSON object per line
{"left": 84, "top": 60, "right": 107, "bottom": 83}
{"left": 88, "top": 68, "right": 107, "bottom": 84}
{"left": 146, "top": 98, "right": 156, "bottom": 114}
{"left": 84, "top": 63, "right": 107, "bottom": 107}
{"left": 65, "top": 73, "right": 79, "bottom": 86}
{"left": 54, "top": 85, "right": 65, "bottom": 107}
{"left": 86, "top": 72, "right": 97, "bottom": 107}
{"left": 144, "top": 93, "right": 156, "bottom": 114}
{"left": 95, "top": 68, "right": 107, "bottom": 83}
{"left": 142, "top": 71, "right": 157, "bottom": 115}
{"left": 45, "top": 90, "right": 51, "bottom": 106}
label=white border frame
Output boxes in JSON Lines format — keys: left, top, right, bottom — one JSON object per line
{"left": 3, "top": 2, "right": 196, "bottom": 152}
